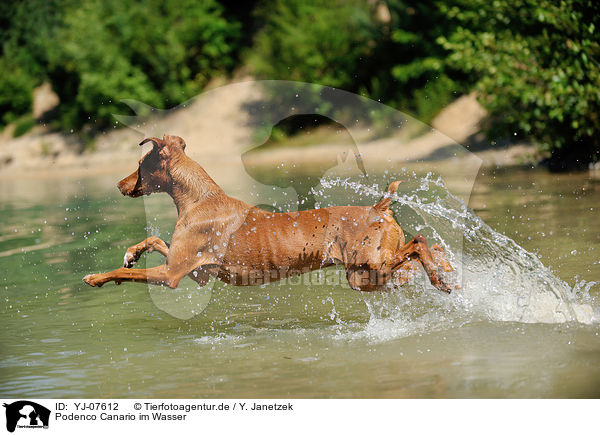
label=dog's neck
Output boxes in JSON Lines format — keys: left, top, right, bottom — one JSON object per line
{"left": 166, "top": 154, "right": 224, "bottom": 214}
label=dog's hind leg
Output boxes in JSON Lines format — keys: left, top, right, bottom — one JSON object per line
{"left": 123, "top": 236, "right": 170, "bottom": 268}
{"left": 391, "top": 235, "right": 452, "bottom": 293}
{"left": 391, "top": 259, "right": 421, "bottom": 286}
{"left": 431, "top": 244, "right": 453, "bottom": 272}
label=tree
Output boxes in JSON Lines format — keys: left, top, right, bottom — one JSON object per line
{"left": 0, "top": 0, "right": 242, "bottom": 133}
{"left": 439, "top": 0, "right": 600, "bottom": 169}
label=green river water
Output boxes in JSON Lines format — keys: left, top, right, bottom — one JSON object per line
{"left": 1, "top": 167, "right": 599, "bottom": 398}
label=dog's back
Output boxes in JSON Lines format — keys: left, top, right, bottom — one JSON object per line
{"left": 216, "top": 199, "right": 405, "bottom": 285}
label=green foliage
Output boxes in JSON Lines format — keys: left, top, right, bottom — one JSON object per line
{"left": 0, "top": 0, "right": 62, "bottom": 125}
{"left": 13, "top": 115, "right": 36, "bottom": 137}
{"left": 439, "top": 0, "right": 600, "bottom": 167}
{"left": 0, "top": 1, "right": 86, "bottom": 127}
{"left": 248, "top": 0, "right": 464, "bottom": 123}
{"left": 249, "top": 0, "right": 376, "bottom": 89}
{"left": 0, "top": 0, "right": 242, "bottom": 131}
{"left": 384, "top": 0, "right": 467, "bottom": 119}
{"left": 413, "top": 75, "right": 459, "bottom": 124}
{"left": 1, "top": 0, "right": 598, "bottom": 166}
{"left": 52, "top": 0, "right": 242, "bottom": 131}
{"left": 0, "top": 58, "right": 35, "bottom": 125}
{"left": 248, "top": 0, "right": 600, "bottom": 165}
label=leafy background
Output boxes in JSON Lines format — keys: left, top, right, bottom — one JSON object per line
{"left": 1, "top": 0, "right": 598, "bottom": 168}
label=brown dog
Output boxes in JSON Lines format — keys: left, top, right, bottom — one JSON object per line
{"left": 83, "top": 135, "right": 453, "bottom": 293}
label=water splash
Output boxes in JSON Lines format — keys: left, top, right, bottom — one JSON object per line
{"left": 314, "top": 173, "right": 598, "bottom": 334}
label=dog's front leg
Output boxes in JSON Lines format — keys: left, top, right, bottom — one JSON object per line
{"left": 84, "top": 249, "right": 217, "bottom": 289}
{"left": 83, "top": 264, "right": 202, "bottom": 289}
{"left": 121, "top": 237, "right": 210, "bottom": 285}
{"left": 83, "top": 264, "right": 173, "bottom": 288}
{"left": 123, "top": 236, "right": 170, "bottom": 268}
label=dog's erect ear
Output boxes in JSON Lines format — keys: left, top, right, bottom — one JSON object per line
{"left": 163, "top": 135, "right": 186, "bottom": 152}
{"left": 139, "top": 135, "right": 185, "bottom": 158}
{"left": 139, "top": 137, "right": 163, "bottom": 148}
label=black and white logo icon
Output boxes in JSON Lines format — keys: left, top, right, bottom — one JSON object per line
{"left": 3, "top": 401, "right": 50, "bottom": 432}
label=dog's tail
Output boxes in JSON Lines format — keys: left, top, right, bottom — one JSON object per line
{"left": 373, "top": 180, "right": 402, "bottom": 211}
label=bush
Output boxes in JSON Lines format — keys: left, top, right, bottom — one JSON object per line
{"left": 13, "top": 115, "right": 36, "bottom": 138}
{"left": 249, "top": 0, "right": 376, "bottom": 89}
{"left": 439, "top": 0, "right": 600, "bottom": 168}
{"left": 46, "top": 0, "right": 242, "bottom": 131}
{"left": 2, "top": 0, "right": 597, "bottom": 168}
{"left": 0, "top": 0, "right": 242, "bottom": 132}
{"left": 248, "top": 0, "right": 466, "bottom": 123}
{"left": 0, "top": 59, "right": 35, "bottom": 126}
{"left": 0, "top": 0, "right": 62, "bottom": 126}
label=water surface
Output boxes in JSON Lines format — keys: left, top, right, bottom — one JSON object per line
{"left": 1, "top": 168, "right": 599, "bottom": 398}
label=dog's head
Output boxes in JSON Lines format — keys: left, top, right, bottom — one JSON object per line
{"left": 117, "top": 135, "right": 186, "bottom": 197}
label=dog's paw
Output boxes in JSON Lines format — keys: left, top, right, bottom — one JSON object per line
{"left": 430, "top": 271, "right": 453, "bottom": 294}
{"left": 83, "top": 274, "right": 104, "bottom": 287}
{"left": 123, "top": 251, "right": 138, "bottom": 268}
{"left": 439, "top": 281, "right": 453, "bottom": 294}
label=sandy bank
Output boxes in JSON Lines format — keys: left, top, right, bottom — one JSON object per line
{"left": 0, "top": 81, "right": 538, "bottom": 182}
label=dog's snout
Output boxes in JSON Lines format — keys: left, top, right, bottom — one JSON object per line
{"left": 117, "top": 179, "right": 129, "bottom": 195}
{"left": 117, "top": 171, "right": 141, "bottom": 197}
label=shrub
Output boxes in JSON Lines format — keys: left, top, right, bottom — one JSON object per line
{"left": 13, "top": 115, "right": 36, "bottom": 137}
{"left": 439, "top": 0, "right": 600, "bottom": 168}
{"left": 0, "top": 59, "right": 35, "bottom": 126}
{"left": 45, "top": 0, "right": 242, "bottom": 131}
{"left": 0, "top": 0, "right": 242, "bottom": 132}
{"left": 0, "top": 0, "right": 62, "bottom": 126}
{"left": 248, "top": 0, "right": 465, "bottom": 123}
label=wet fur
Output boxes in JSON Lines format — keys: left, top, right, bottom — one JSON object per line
{"left": 83, "top": 135, "right": 453, "bottom": 293}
